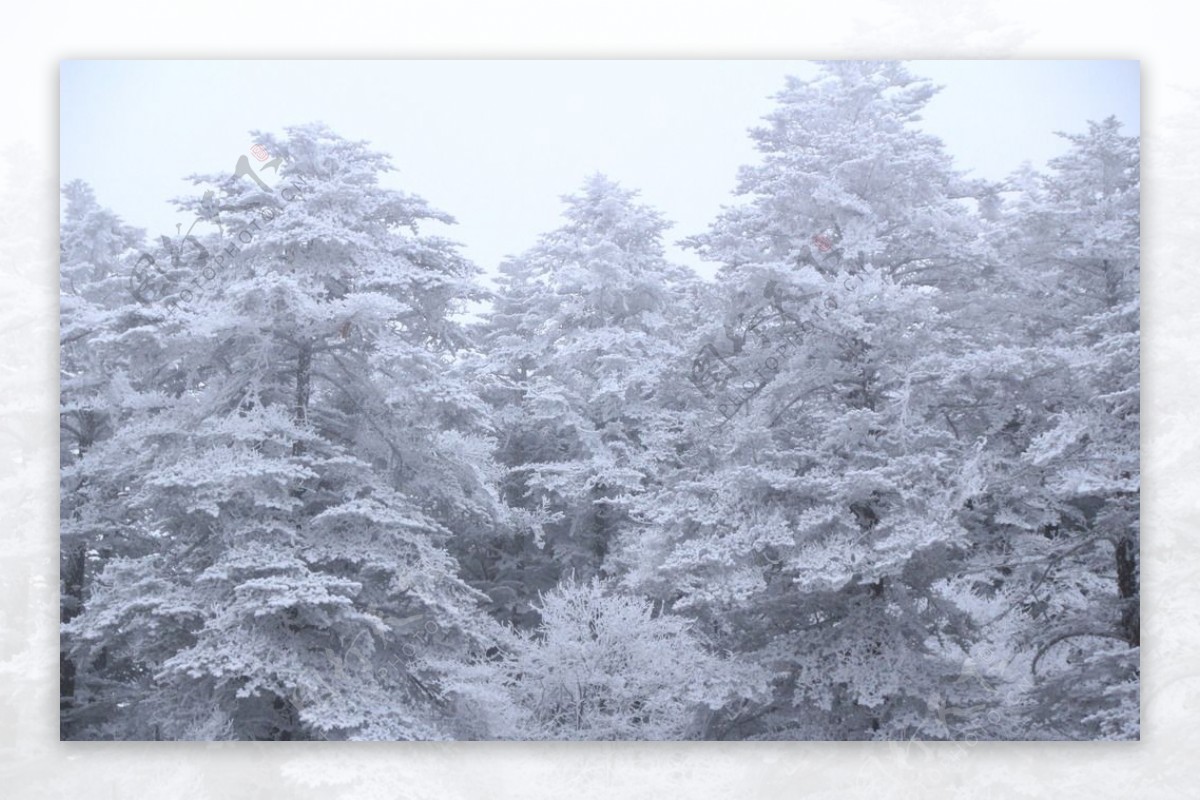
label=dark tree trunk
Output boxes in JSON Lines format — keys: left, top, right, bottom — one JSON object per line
{"left": 1115, "top": 534, "right": 1139, "bottom": 646}
{"left": 293, "top": 340, "right": 313, "bottom": 457}
{"left": 76, "top": 409, "right": 96, "bottom": 459}
{"left": 60, "top": 541, "right": 88, "bottom": 735}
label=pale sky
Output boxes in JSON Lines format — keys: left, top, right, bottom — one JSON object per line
{"left": 60, "top": 60, "right": 1139, "bottom": 280}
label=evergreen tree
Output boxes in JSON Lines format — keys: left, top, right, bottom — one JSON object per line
{"left": 620, "top": 63, "right": 1028, "bottom": 739}
{"left": 472, "top": 175, "right": 698, "bottom": 617}
{"left": 63, "top": 125, "right": 503, "bottom": 740}
{"left": 985, "top": 118, "right": 1140, "bottom": 739}
{"left": 58, "top": 181, "right": 149, "bottom": 735}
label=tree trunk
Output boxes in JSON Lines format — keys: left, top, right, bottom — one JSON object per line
{"left": 60, "top": 542, "right": 87, "bottom": 735}
{"left": 1115, "top": 534, "right": 1139, "bottom": 646}
{"left": 76, "top": 409, "right": 96, "bottom": 459}
{"left": 293, "top": 340, "right": 313, "bottom": 457}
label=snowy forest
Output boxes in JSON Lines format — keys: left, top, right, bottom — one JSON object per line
{"left": 59, "top": 62, "right": 1139, "bottom": 741}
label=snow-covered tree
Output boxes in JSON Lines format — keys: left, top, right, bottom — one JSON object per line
{"left": 58, "top": 181, "right": 150, "bottom": 735}
{"left": 471, "top": 175, "right": 699, "bottom": 613}
{"left": 983, "top": 118, "right": 1140, "bottom": 739}
{"left": 435, "top": 577, "right": 767, "bottom": 740}
{"left": 63, "top": 125, "right": 504, "bottom": 740}
{"left": 615, "top": 62, "right": 1082, "bottom": 740}
{"left": 686, "top": 60, "right": 991, "bottom": 290}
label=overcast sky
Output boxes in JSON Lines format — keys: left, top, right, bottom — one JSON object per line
{"left": 60, "top": 60, "right": 1139, "bottom": 279}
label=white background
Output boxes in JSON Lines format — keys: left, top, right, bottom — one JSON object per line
{"left": 1, "top": 1, "right": 1195, "bottom": 798}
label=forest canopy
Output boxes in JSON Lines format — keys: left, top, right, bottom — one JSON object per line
{"left": 59, "top": 61, "right": 1139, "bottom": 741}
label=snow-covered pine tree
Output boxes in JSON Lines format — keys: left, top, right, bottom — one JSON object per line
{"left": 986, "top": 118, "right": 1140, "bottom": 739}
{"left": 63, "top": 125, "right": 505, "bottom": 740}
{"left": 686, "top": 60, "right": 991, "bottom": 290}
{"left": 59, "top": 181, "right": 153, "bottom": 735}
{"left": 471, "top": 175, "right": 699, "bottom": 617}
{"left": 620, "top": 62, "right": 1006, "bottom": 740}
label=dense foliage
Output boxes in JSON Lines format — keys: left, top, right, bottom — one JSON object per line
{"left": 60, "top": 64, "right": 1139, "bottom": 741}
